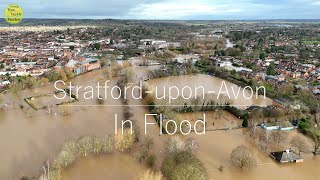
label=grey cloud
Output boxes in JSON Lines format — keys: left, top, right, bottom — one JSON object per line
{"left": 1, "top": 0, "right": 145, "bottom": 18}
{"left": 1, "top": 0, "right": 320, "bottom": 19}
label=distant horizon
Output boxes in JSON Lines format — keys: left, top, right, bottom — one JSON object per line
{"left": 2, "top": 0, "right": 320, "bottom": 20}
{"left": 2, "top": 18, "right": 320, "bottom": 21}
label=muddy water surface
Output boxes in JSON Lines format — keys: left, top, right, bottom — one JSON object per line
{"left": 1, "top": 65, "right": 319, "bottom": 180}
{"left": 146, "top": 74, "right": 272, "bottom": 109}
{"left": 0, "top": 70, "right": 124, "bottom": 179}
{"left": 191, "top": 129, "right": 320, "bottom": 180}
{"left": 61, "top": 154, "right": 146, "bottom": 180}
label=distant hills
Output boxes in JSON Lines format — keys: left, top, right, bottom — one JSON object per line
{"left": 1, "top": 18, "right": 320, "bottom": 27}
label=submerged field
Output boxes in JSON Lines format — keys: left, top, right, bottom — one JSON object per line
{"left": 0, "top": 61, "right": 319, "bottom": 179}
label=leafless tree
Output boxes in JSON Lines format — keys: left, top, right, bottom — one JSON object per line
{"left": 308, "top": 127, "right": 320, "bottom": 154}
{"left": 185, "top": 138, "right": 199, "bottom": 153}
{"left": 103, "top": 134, "right": 114, "bottom": 154}
{"left": 259, "top": 130, "right": 271, "bottom": 152}
{"left": 39, "top": 160, "right": 61, "bottom": 180}
{"left": 290, "top": 135, "right": 306, "bottom": 155}
{"left": 165, "top": 136, "right": 185, "bottom": 155}
{"left": 115, "top": 128, "right": 135, "bottom": 152}
{"left": 248, "top": 120, "right": 258, "bottom": 139}
{"left": 230, "top": 145, "right": 257, "bottom": 169}
{"left": 143, "top": 137, "right": 154, "bottom": 150}
{"left": 271, "top": 130, "right": 288, "bottom": 147}
{"left": 77, "top": 136, "right": 94, "bottom": 156}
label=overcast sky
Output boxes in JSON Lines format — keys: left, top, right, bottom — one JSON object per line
{"left": 2, "top": 0, "right": 320, "bottom": 20}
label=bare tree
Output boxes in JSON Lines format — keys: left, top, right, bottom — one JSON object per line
{"left": 92, "top": 136, "right": 103, "bottom": 154}
{"left": 290, "top": 135, "right": 306, "bottom": 155}
{"left": 185, "top": 138, "right": 199, "bottom": 153}
{"left": 248, "top": 120, "right": 258, "bottom": 139}
{"left": 56, "top": 150, "right": 75, "bottom": 167}
{"left": 230, "top": 145, "right": 257, "bottom": 169}
{"left": 313, "top": 105, "right": 320, "bottom": 126}
{"left": 132, "top": 119, "right": 141, "bottom": 142}
{"left": 115, "top": 128, "right": 135, "bottom": 152}
{"left": 143, "top": 137, "right": 154, "bottom": 150}
{"left": 103, "top": 134, "right": 114, "bottom": 154}
{"left": 165, "top": 136, "right": 185, "bottom": 155}
{"left": 0, "top": 95, "right": 3, "bottom": 107}
{"left": 77, "top": 136, "right": 94, "bottom": 156}
{"left": 271, "top": 130, "right": 288, "bottom": 147}
{"left": 259, "top": 130, "right": 271, "bottom": 152}
{"left": 308, "top": 127, "right": 320, "bottom": 154}
{"left": 39, "top": 160, "right": 62, "bottom": 180}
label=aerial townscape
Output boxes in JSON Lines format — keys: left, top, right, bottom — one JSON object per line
{"left": 1, "top": 3, "right": 320, "bottom": 180}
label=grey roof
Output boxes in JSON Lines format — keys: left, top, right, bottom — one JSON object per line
{"left": 271, "top": 150, "right": 302, "bottom": 163}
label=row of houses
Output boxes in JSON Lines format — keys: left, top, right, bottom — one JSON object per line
{"left": 138, "top": 39, "right": 181, "bottom": 50}
{"left": 65, "top": 57, "right": 101, "bottom": 75}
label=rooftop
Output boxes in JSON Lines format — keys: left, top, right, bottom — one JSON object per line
{"left": 270, "top": 150, "right": 303, "bottom": 163}
{"left": 264, "top": 121, "right": 294, "bottom": 128}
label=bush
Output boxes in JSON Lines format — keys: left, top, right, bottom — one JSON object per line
{"left": 299, "top": 121, "right": 309, "bottom": 132}
{"left": 62, "top": 141, "right": 77, "bottom": 155}
{"left": 56, "top": 150, "right": 75, "bottom": 168}
{"left": 162, "top": 151, "right": 206, "bottom": 180}
{"left": 171, "top": 163, "right": 206, "bottom": 180}
{"left": 143, "top": 137, "right": 154, "bottom": 149}
{"left": 137, "top": 149, "right": 149, "bottom": 162}
{"left": 146, "top": 155, "right": 156, "bottom": 168}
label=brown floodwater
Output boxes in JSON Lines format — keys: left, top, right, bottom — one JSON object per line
{"left": 61, "top": 154, "right": 147, "bottom": 180}
{"left": 146, "top": 74, "right": 272, "bottom": 109}
{"left": 0, "top": 69, "right": 125, "bottom": 179}
{"left": 0, "top": 64, "right": 318, "bottom": 180}
{"left": 190, "top": 129, "right": 320, "bottom": 180}
{"left": 176, "top": 111, "right": 242, "bottom": 130}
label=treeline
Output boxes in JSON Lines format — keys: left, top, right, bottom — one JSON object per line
{"left": 148, "top": 61, "right": 198, "bottom": 79}
{"left": 196, "top": 59, "right": 319, "bottom": 112}
{"left": 6, "top": 68, "right": 75, "bottom": 96}
{"left": 36, "top": 131, "right": 135, "bottom": 180}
